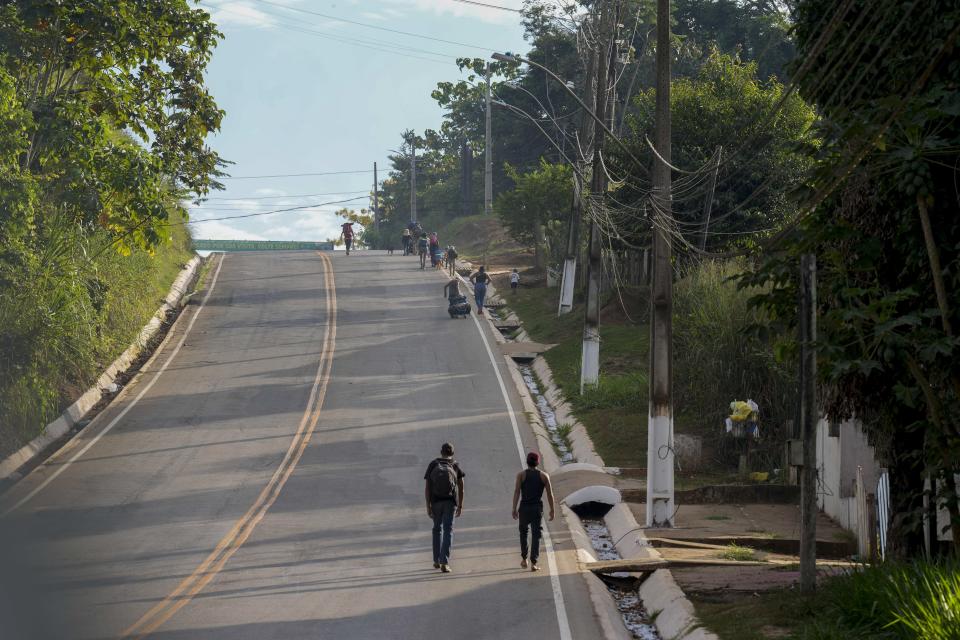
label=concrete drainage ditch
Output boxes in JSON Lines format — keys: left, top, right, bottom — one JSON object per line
{"left": 519, "top": 365, "right": 574, "bottom": 463}
{"left": 572, "top": 502, "right": 660, "bottom": 640}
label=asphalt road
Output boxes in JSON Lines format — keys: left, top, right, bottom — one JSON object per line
{"left": 0, "top": 250, "right": 606, "bottom": 640}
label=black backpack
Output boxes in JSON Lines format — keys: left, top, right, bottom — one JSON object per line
{"left": 429, "top": 459, "right": 457, "bottom": 500}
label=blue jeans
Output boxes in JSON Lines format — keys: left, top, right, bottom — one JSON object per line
{"left": 431, "top": 500, "right": 456, "bottom": 564}
{"left": 474, "top": 282, "right": 487, "bottom": 310}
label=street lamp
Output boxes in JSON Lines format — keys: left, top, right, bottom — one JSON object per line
{"left": 491, "top": 52, "right": 641, "bottom": 167}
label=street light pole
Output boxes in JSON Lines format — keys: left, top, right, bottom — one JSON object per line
{"left": 373, "top": 161, "right": 380, "bottom": 233}
{"left": 559, "top": 23, "right": 597, "bottom": 317}
{"left": 485, "top": 62, "right": 493, "bottom": 216}
{"left": 410, "top": 141, "right": 417, "bottom": 223}
{"left": 646, "top": 0, "right": 675, "bottom": 528}
{"left": 581, "top": 0, "right": 615, "bottom": 392}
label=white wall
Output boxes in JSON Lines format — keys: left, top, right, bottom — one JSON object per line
{"left": 817, "top": 418, "right": 880, "bottom": 535}
{"left": 817, "top": 418, "right": 955, "bottom": 553}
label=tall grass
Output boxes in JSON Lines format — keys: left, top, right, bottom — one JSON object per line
{"left": 802, "top": 560, "right": 960, "bottom": 640}
{"left": 0, "top": 214, "right": 192, "bottom": 458}
{"left": 673, "top": 260, "right": 797, "bottom": 466}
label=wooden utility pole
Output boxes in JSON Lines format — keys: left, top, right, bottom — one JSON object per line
{"left": 799, "top": 253, "right": 818, "bottom": 592}
{"left": 646, "top": 0, "right": 675, "bottom": 527}
{"left": 581, "top": 0, "right": 615, "bottom": 392}
{"left": 699, "top": 146, "right": 721, "bottom": 252}
{"left": 410, "top": 141, "right": 417, "bottom": 223}
{"left": 558, "top": 15, "right": 598, "bottom": 316}
{"left": 485, "top": 62, "right": 493, "bottom": 216}
{"left": 373, "top": 161, "right": 380, "bottom": 232}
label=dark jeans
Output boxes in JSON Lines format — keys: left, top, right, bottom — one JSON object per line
{"left": 518, "top": 503, "right": 543, "bottom": 563}
{"left": 431, "top": 500, "right": 456, "bottom": 564}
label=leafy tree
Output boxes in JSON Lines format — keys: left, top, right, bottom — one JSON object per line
{"left": 617, "top": 51, "right": 814, "bottom": 255}
{"left": 740, "top": 0, "right": 960, "bottom": 556}
{"left": 495, "top": 160, "right": 573, "bottom": 270}
{"left": 0, "top": 1, "right": 224, "bottom": 453}
{"left": 0, "top": 0, "right": 225, "bottom": 251}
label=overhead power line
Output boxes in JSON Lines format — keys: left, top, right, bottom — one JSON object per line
{"left": 222, "top": 169, "right": 376, "bottom": 180}
{"left": 251, "top": 0, "right": 493, "bottom": 51}
{"left": 178, "top": 196, "right": 369, "bottom": 226}
{"left": 202, "top": 190, "right": 369, "bottom": 201}
{"left": 198, "top": 1, "right": 457, "bottom": 65}
{"left": 450, "top": 0, "right": 522, "bottom": 12}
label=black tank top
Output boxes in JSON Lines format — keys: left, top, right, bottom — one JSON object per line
{"left": 520, "top": 469, "right": 545, "bottom": 506}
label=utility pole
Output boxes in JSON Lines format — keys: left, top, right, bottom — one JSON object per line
{"left": 559, "top": 18, "right": 598, "bottom": 317}
{"left": 799, "top": 253, "right": 818, "bottom": 593}
{"left": 646, "top": 0, "right": 675, "bottom": 527}
{"left": 581, "top": 0, "right": 615, "bottom": 392}
{"left": 485, "top": 62, "right": 493, "bottom": 216}
{"left": 410, "top": 141, "right": 417, "bottom": 223}
{"left": 699, "top": 146, "right": 721, "bottom": 252}
{"left": 373, "top": 161, "right": 380, "bottom": 233}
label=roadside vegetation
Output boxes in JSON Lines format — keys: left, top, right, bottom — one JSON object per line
{"left": 483, "top": 259, "right": 796, "bottom": 476}
{"left": 0, "top": 2, "right": 224, "bottom": 459}
{"left": 692, "top": 559, "right": 960, "bottom": 640}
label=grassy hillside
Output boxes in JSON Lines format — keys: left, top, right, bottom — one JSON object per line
{"left": 0, "top": 224, "right": 194, "bottom": 460}
{"left": 439, "top": 214, "right": 533, "bottom": 268}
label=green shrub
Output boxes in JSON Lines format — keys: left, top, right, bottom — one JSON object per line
{"left": 802, "top": 560, "right": 960, "bottom": 640}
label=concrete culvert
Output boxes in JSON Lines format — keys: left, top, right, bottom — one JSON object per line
{"left": 570, "top": 501, "right": 614, "bottom": 518}
{"left": 563, "top": 485, "right": 622, "bottom": 517}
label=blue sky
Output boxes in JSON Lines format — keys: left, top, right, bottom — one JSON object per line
{"left": 188, "top": 0, "right": 528, "bottom": 242}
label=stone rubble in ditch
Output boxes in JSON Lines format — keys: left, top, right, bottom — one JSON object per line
{"left": 581, "top": 519, "right": 660, "bottom": 640}
{"left": 519, "top": 365, "right": 574, "bottom": 464}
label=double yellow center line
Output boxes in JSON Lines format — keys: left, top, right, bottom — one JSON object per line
{"left": 121, "top": 252, "right": 337, "bottom": 638}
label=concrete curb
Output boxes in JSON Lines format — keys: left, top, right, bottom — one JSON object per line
{"left": 0, "top": 255, "right": 204, "bottom": 482}
{"left": 640, "top": 570, "right": 714, "bottom": 640}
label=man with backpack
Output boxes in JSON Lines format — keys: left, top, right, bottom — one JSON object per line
{"left": 424, "top": 442, "right": 465, "bottom": 573}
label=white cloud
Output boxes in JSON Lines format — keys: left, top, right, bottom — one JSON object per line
{"left": 203, "top": 1, "right": 278, "bottom": 28}
{"left": 189, "top": 220, "right": 267, "bottom": 240}
{"left": 254, "top": 187, "right": 287, "bottom": 196}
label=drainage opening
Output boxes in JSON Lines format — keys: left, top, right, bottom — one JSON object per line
{"left": 569, "top": 500, "right": 614, "bottom": 519}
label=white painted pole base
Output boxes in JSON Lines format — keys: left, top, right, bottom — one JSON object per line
{"left": 558, "top": 257, "right": 577, "bottom": 315}
{"left": 646, "top": 413, "right": 675, "bottom": 527}
{"left": 580, "top": 326, "right": 600, "bottom": 393}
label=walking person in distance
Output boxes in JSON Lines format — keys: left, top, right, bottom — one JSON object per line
{"left": 424, "top": 442, "right": 465, "bottom": 573}
{"left": 511, "top": 451, "right": 555, "bottom": 571}
{"left": 470, "top": 265, "right": 490, "bottom": 315}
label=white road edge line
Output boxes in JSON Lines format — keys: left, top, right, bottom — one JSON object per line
{"left": 469, "top": 309, "right": 573, "bottom": 640}
{"left": 2, "top": 256, "right": 226, "bottom": 517}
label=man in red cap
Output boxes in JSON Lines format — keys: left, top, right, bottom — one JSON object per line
{"left": 511, "top": 451, "right": 555, "bottom": 571}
